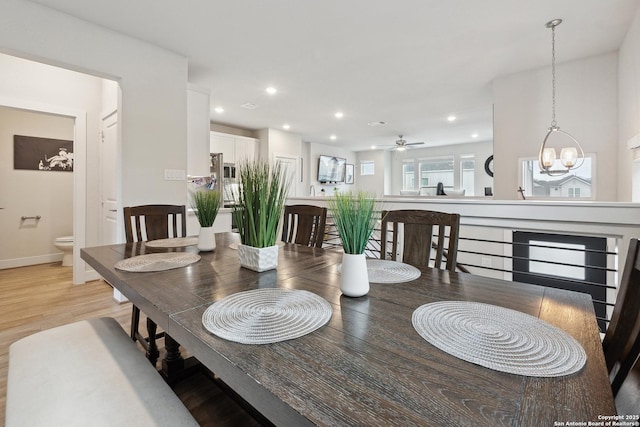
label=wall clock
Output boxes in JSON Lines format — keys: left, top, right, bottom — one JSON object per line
{"left": 484, "top": 155, "right": 494, "bottom": 177}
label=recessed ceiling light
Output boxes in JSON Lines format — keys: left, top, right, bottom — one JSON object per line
{"left": 214, "top": 107, "right": 224, "bottom": 114}
{"left": 471, "top": 133, "right": 479, "bottom": 138}
{"left": 371, "top": 145, "right": 376, "bottom": 149}
{"left": 266, "top": 87, "right": 277, "bottom": 95}
{"left": 330, "top": 135, "right": 337, "bottom": 140}
{"left": 447, "top": 115, "right": 457, "bottom": 122}
{"left": 334, "top": 112, "right": 344, "bottom": 119}
{"left": 283, "top": 124, "right": 290, "bottom": 130}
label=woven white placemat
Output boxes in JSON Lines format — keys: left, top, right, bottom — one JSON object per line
{"left": 412, "top": 301, "right": 586, "bottom": 377}
{"left": 115, "top": 253, "right": 201, "bottom": 272}
{"left": 202, "top": 288, "right": 332, "bottom": 344}
{"left": 338, "top": 259, "right": 421, "bottom": 283}
{"left": 145, "top": 237, "right": 199, "bottom": 248}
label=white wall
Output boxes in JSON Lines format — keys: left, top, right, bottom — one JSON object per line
{"left": 0, "top": 53, "right": 105, "bottom": 266}
{"left": 0, "top": 0, "right": 189, "bottom": 209}
{"left": 356, "top": 150, "right": 386, "bottom": 196}
{"left": 1, "top": 0, "right": 189, "bottom": 281}
{"left": 308, "top": 142, "right": 356, "bottom": 195}
{"left": 0, "top": 107, "right": 74, "bottom": 267}
{"left": 619, "top": 7, "right": 640, "bottom": 201}
{"left": 187, "top": 85, "right": 211, "bottom": 177}
{"left": 493, "top": 52, "right": 618, "bottom": 200}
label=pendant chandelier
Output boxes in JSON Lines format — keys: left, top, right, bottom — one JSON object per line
{"left": 538, "top": 19, "right": 584, "bottom": 176}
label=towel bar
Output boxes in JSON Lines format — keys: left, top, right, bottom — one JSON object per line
{"left": 21, "top": 215, "right": 41, "bottom": 220}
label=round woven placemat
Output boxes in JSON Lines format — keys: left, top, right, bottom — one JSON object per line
{"left": 412, "top": 301, "right": 586, "bottom": 377}
{"left": 202, "top": 288, "right": 332, "bottom": 344}
{"left": 338, "top": 259, "right": 421, "bottom": 283}
{"left": 115, "top": 253, "right": 201, "bottom": 272}
{"left": 145, "top": 237, "right": 198, "bottom": 248}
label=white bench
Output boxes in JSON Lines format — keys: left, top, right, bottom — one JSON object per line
{"left": 5, "top": 317, "right": 199, "bottom": 427}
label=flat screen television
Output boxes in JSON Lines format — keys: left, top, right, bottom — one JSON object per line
{"left": 317, "top": 155, "right": 346, "bottom": 183}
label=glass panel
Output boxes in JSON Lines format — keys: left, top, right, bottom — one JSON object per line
{"left": 461, "top": 157, "right": 475, "bottom": 196}
{"left": 529, "top": 240, "right": 586, "bottom": 280}
{"left": 402, "top": 161, "right": 415, "bottom": 190}
{"left": 360, "top": 161, "right": 375, "bottom": 176}
{"left": 521, "top": 157, "right": 593, "bottom": 198}
{"left": 419, "top": 157, "right": 454, "bottom": 191}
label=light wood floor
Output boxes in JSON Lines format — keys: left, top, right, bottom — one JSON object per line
{"left": 0, "top": 262, "right": 265, "bottom": 426}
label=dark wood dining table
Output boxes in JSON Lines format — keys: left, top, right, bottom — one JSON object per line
{"left": 81, "top": 232, "right": 616, "bottom": 426}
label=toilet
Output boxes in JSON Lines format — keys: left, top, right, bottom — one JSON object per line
{"left": 54, "top": 236, "right": 74, "bottom": 267}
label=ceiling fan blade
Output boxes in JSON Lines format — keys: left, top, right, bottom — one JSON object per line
{"left": 405, "top": 142, "right": 425, "bottom": 146}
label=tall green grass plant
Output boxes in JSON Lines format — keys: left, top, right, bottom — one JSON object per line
{"left": 328, "top": 191, "right": 380, "bottom": 254}
{"left": 232, "top": 161, "right": 290, "bottom": 248}
{"left": 190, "top": 189, "right": 221, "bottom": 227}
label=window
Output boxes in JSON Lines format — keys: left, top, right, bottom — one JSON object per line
{"left": 402, "top": 161, "right": 415, "bottom": 190}
{"left": 360, "top": 160, "right": 375, "bottom": 176}
{"left": 460, "top": 156, "right": 475, "bottom": 196}
{"left": 521, "top": 156, "right": 593, "bottom": 199}
{"left": 419, "top": 157, "right": 454, "bottom": 192}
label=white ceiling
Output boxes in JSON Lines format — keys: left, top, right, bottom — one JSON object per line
{"left": 26, "top": 0, "right": 639, "bottom": 151}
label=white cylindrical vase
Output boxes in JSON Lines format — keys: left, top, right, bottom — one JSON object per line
{"left": 197, "top": 226, "right": 216, "bottom": 252}
{"left": 340, "top": 253, "right": 369, "bottom": 297}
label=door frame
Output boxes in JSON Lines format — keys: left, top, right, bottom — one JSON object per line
{"left": 0, "top": 95, "right": 88, "bottom": 284}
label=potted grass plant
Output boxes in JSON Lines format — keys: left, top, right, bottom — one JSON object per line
{"left": 328, "top": 191, "right": 380, "bottom": 297}
{"left": 232, "top": 160, "right": 289, "bottom": 271}
{"left": 190, "top": 189, "right": 221, "bottom": 251}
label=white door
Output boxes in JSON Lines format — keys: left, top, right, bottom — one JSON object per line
{"left": 274, "top": 154, "right": 299, "bottom": 197}
{"left": 100, "top": 110, "right": 119, "bottom": 245}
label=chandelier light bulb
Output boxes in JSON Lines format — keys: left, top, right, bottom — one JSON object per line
{"left": 560, "top": 147, "right": 578, "bottom": 168}
{"left": 541, "top": 148, "right": 557, "bottom": 168}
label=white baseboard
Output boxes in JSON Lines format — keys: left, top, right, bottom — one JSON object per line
{"left": 0, "top": 253, "right": 63, "bottom": 270}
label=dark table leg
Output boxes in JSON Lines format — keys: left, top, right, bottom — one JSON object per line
{"left": 146, "top": 318, "right": 160, "bottom": 366}
{"left": 160, "top": 333, "right": 200, "bottom": 384}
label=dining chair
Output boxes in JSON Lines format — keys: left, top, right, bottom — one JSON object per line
{"left": 380, "top": 209, "right": 460, "bottom": 271}
{"left": 602, "top": 238, "right": 640, "bottom": 396}
{"left": 123, "top": 204, "right": 187, "bottom": 365}
{"left": 281, "top": 204, "right": 328, "bottom": 248}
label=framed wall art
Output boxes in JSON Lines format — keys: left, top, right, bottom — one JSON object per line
{"left": 14, "top": 135, "right": 74, "bottom": 172}
{"left": 345, "top": 163, "right": 354, "bottom": 184}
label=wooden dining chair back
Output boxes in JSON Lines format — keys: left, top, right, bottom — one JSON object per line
{"left": 282, "top": 205, "right": 328, "bottom": 248}
{"left": 122, "top": 204, "right": 187, "bottom": 365}
{"left": 602, "top": 238, "right": 640, "bottom": 396}
{"left": 123, "top": 204, "right": 186, "bottom": 243}
{"left": 380, "top": 209, "right": 460, "bottom": 271}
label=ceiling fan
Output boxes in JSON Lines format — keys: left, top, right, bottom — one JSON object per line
{"left": 385, "top": 135, "right": 426, "bottom": 151}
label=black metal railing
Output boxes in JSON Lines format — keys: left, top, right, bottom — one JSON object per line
{"left": 323, "top": 219, "right": 619, "bottom": 333}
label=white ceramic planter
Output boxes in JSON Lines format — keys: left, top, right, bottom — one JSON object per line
{"left": 197, "top": 226, "right": 216, "bottom": 252}
{"left": 340, "top": 253, "right": 369, "bottom": 297}
{"left": 238, "top": 244, "right": 279, "bottom": 272}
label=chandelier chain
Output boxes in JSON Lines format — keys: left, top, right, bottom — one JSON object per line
{"left": 551, "top": 24, "right": 557, "bottom": 127}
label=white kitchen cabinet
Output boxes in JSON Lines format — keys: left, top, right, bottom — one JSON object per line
{"left": 235, "top": 137, "right": 256, "bottom": 163}
{"left": 210, "top": 133, "right": 235, "bottom": 163}
{"left": 210, "top": 131, "right": 257, "bottom": 164}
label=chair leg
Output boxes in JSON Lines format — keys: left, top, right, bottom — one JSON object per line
{"left": 130, "top": 305, "right": 140, "bottom": 340}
